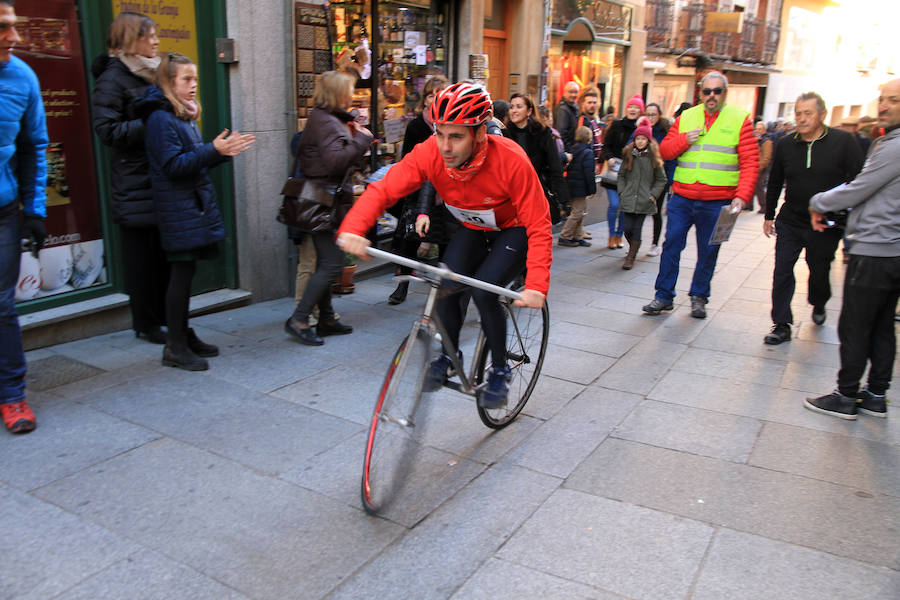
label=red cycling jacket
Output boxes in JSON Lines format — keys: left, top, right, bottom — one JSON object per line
{"left": 338, "top": 134, "right": 554, "bottom": 295}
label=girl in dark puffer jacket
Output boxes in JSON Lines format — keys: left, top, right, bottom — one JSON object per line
{"left": 137, "top": 53, "right": 255, "bottom": 371}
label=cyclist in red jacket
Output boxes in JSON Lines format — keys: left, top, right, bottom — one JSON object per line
{"left": 338, "top": 82, "right": 552, "bottom": 409}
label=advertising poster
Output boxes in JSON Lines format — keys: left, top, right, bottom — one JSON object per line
{"left": 15, "top": 0, "right": 105, "bottom": 301}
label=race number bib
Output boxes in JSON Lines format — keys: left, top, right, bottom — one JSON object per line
{"left": 444, "top": 203, "right": 499, "bottom": 230}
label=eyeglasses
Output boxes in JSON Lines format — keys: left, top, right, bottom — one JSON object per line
{"left": 702, "top": 87, "right": 724, "bottom": 96}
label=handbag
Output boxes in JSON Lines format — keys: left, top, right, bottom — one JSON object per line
{"left": 277, "top": 154, "right": 354, "bottom": 232}
{"left": 599, "top": 157, "right": 621, "bottom": 188}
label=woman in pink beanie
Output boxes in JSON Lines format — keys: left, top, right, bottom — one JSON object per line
{"left": 599, "top": 94, "right": 646, "bottom": 249}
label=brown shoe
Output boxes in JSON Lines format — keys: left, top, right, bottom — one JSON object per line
{"left": 622, "top": 241, "right": 641, "bottom": 270}
{"left": 608, "top": 236, "right": 616, "bottom": 249}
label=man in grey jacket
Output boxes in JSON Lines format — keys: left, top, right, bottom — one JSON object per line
{"left": 804, "top": 78, "right": 900, "bottom": 420}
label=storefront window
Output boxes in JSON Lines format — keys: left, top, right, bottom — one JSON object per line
{"left": 547, "top": 41, "right": 624, "bottom": 114}
{"left": 294, "top": 0, "right": 449, "bottom": 164}
{"left": 15, "top": 0, "right": 106, "bottom": 302}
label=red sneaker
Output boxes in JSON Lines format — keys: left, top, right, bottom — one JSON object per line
{"left": 1, "top": 400, "right": 37, "bottom": 434}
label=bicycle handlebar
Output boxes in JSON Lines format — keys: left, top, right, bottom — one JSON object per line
{"left": 364, "top": 246, "right": 523, "bottom": 301}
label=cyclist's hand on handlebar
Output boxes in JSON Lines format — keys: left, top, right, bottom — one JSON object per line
{"left": 336, "top": 232, "right": 371, "bottom": 259}
{"left": 514, "top": 289, "right": 545, "bottom": 309}
{"left": 415, "top": 214, "right": 430, "bottom": 237}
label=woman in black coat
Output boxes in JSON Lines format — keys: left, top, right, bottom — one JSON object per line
{"left": 503, "top": 93, "right": 568, "bottom": 224}
{"left": 386, "top": 75, "right": 450, "bottom": 305}
{"left": 91, "top": 12, "right": 169, "bottom": 343}
{"left": 136, "top": 53, "right": 255, "bottom": 370}
{"left": 284, "top": 71, "right": 373, "bottom": 346}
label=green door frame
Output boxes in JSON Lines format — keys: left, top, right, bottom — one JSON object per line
{"left": 17, "top": 0, "right": 236, "bottom": 315}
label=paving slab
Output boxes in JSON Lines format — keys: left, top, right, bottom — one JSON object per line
{"left": 749, "top": 422, "right": 900, "bottom": 497}
{"left": 0, "top": 482, "right": 141, "bottom": 600}
{"left": 53, "top": 549, "right": 250, "bottom": 600}
{"left": 0, "top": 392, "right": 159, "bottom": 490}
{"left": 595, "top": 337, "right": 687, "bottom": 395}
{"left": 670, "top": 346, "right": 788, "bottom": 386}
{"left": 548, "top": 320, "right": 642, "bottom": 359}
{"left": 80, "top": 370, "right": 362, "bottom": 476}
{"left": 520, "top": 374, "right": 585, "bottom": 421}
{"left": 502, "top": 386, "right": 640, "bottom": 478}
{"left": 451, "top": 558, "right": 622, "bottom": 600}
{"left": 612, "top": 399, "right": 763, "bottom": 463}
{"left": 497, "top": 488, "right": 714, "bottom": 600}
{"left": 691, "top": 527, "right": 900, "bottom": 600}
{"left": 566, "top": 438, "right": 900, "bottom": 569}
{"left": 539, "top": 343, "right": 616, "bottom": 385}
{"left": 34, "top": 438, "right": 403, "bottom": 600}
{"left": 648, "top": 370, "right": 899, "bottom": 445}
{"left": 327, "top": 463, "right": 560, "bottom": 599}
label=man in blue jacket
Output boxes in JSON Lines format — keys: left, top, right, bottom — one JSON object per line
{"left": 0, "top": 0, "right": 48, "bottom": 434}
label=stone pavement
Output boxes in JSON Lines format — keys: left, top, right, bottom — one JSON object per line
{"left": 4, "top": 213, "right": 899, "bottom": 600}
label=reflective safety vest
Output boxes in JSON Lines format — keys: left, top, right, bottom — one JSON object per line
{"left": 674, "top": 104, "right": 749, "bottom": 187}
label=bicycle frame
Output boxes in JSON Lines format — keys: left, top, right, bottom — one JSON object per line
{"left": 366, "top": 246, "right": 523, "bottom": 399}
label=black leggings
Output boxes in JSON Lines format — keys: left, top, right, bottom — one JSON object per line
{"left": 651, "top": 184, "right": 669, "bottom": 245}
{"left": 437, "top": 226, "right": 528, "bottom": 366}
{"left": 293, "top": 230, "right": 344, "bottom": 323}
{"left": 166, "top": 260, "right": 195, "bottom": 345}
{"left": 622, "top": 212, "right": 648, "bottom": 242}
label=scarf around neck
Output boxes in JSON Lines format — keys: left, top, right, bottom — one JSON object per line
{"left": 116, "top": 51, "right": 160, "bottom": 83}
{"left": 445, "top": 138, "right": 488, "bottom": 182}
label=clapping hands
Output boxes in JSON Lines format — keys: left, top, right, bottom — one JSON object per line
{"left": 213, "top": 129, "right": 256, "bottom": 157}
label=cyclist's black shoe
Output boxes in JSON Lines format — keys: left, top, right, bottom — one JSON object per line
{"left": 479, "top": 364, "right": 511, "bottom": 409}
{"left": 424, "top": 353, "right": 453, "bottom": 392}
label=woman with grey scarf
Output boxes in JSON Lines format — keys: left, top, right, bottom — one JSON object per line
{"left": 91, "top": 12, "right": 170, "bottom": 344}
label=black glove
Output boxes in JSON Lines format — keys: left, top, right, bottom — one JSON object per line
{"left": 21, "top": 216, "right": 47, "bottom": 255}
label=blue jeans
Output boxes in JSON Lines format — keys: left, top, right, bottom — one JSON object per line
{"left": 654, "top": 194, "right": 730, "bottom": 302}
{"left": 0, "top": 203, "right": 25, "bottom": 404}
{"left": 606, "top": 188, "right": 624, "bottom": 237}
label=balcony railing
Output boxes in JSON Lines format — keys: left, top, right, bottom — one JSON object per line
{"left": 646, "top": 0, "right": 782, "bottom": 65}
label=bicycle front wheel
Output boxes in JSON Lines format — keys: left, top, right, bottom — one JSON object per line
{"left": 473, "top": 301, "right": 549, "bottom": 429}
{"left": 361, "top": 328, "right": 434, "bottom": 515}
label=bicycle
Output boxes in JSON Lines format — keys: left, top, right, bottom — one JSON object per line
{"left": 360, "top": 246, "right": 549, "bottom": 515}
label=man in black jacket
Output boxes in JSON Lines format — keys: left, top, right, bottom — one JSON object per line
{"left": 555, "top": 81, "right": 580, "bottom": 151}
{"left": 762, "top": 92, "right": 863, "bottom": 344}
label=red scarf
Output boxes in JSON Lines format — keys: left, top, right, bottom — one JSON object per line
{"left": 444, "top": 139, "right": 488, "bottom": 182}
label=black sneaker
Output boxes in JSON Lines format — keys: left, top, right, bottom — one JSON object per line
{"left": 557, "top": 238, "right": 579, "bottom": 247}
{"left": 642, "top": 298, "right": 674, "bottom": 315}
{"left": 576, "top": 239, "right": 592, "bottom": 247}
{"left": 423, "top": 353, "right": 455, "bottom": 392}
{"left": 857, "top": 388, "right": 888, "bottom": 418}
{"left": 812, "top": 306, "right": 826, "bottom": 325}
{"left": 804, "top": 390, "right": 858, "bottom": 420}
{"left": 764, "top": 323, "right": 791, "bottom": 345}
{"left": 479, "top": 364, "right": 511, "bottom": 409}
{"left": 690, "top": 296, "right": 707, "bottom": 319}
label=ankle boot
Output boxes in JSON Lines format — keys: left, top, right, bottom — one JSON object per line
{"left": 622, "top": 240, "right": 641, "bottom": 270}
{"left": 388, "top": 281, "right": 409, "bottom": 305}
{"left": 616, "top": 236, "right": 624, "bottom": 248}
{"left": 608, "top": 236, "right": 616, "bottom": 249}
{"left": 187, "top": 328, "right": 219, "bottom": 357}
{"left": 162, "top": 343, "right": 209, "bottom": 371}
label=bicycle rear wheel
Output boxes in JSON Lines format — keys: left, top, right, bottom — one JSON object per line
{"left": 473, "top": 300, "right": 549, "bottom": 429}
{"left": 361, "top": 326, "right": 435, "bottom": 515}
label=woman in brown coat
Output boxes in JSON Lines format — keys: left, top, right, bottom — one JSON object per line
{"left": 284, "top": 71, "right": 372, "bottom": 345}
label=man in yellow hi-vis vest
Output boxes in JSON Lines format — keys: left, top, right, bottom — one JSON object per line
{"left": 642, "top": 72, "right": 759, "bottom": 319}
